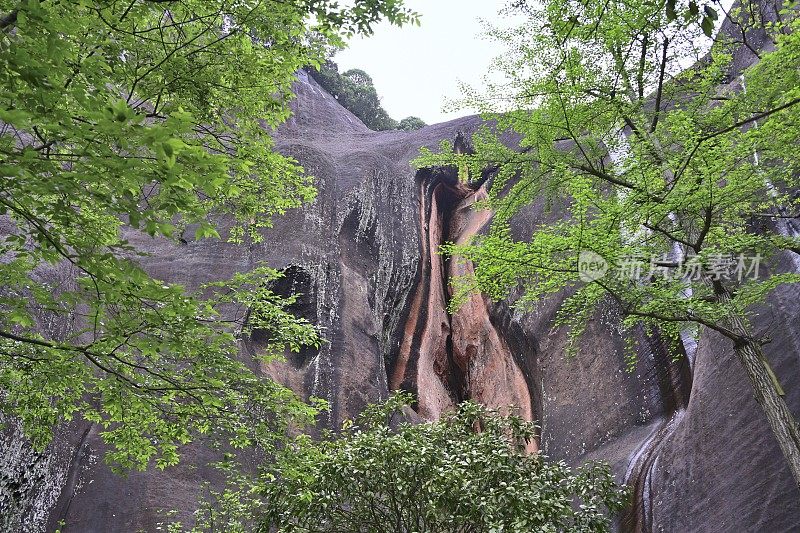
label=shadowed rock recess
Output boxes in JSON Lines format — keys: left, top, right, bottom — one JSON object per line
{"left": 3, "top": 15, "right": 800, "bottom": 532}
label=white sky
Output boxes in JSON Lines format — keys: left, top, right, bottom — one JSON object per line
{"left": 336, "top": 1, "right": 731, "bottom": 126}
{"left": 336, "top": 1, "right": 511, "bottom": 125}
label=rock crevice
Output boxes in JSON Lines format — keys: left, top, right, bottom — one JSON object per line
{"left": 388, "top": 164, "right": 537, "bottom": 444}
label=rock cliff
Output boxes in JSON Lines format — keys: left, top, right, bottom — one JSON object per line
{"left": 2, "top": 8, "right": 800, "bottom": 531}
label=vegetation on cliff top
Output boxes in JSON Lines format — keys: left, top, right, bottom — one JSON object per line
{"left": 307, "top": 61, "right": 427, "bottom": 131}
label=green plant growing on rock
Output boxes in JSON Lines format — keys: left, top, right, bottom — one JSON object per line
{"left": 0, "top": 0, "right": 416, "bottom": 471}
{"left": 259, "top": 392, "right": 628, "bottom": 533}
{"left": 307, "top": 61, "right": 400, "bottom": 130}
{"left": 415, "top": 0, "right": 800, "bottom": 487}
{"left": 397, "top": 115, "right": 427, "bottom": 131}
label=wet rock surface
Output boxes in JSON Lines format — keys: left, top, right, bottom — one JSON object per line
{"left": 2, "top": 30, "right": 800, "bottom": 532}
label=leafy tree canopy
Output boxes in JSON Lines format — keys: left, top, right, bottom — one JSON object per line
{"left": 415, "top": 0, "right": 800, "bottom": 485}
{"left": 259, "top": 393, "right": 628, "bottom": 533}
{"left": 397, "top": 115, "right": 427, "bottom": 131}
{"left": 513, "top": 0, "right": 722, "bottom": 36}
{"left": 0, "top": 0, "right": 416, "bottom": 471}
{"left": 307, "top": 60, "right": 400, "bottom": 130}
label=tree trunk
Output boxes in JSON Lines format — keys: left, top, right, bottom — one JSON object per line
{"left": 713, "top": 281, "right": 800, "bottom": 490}
{"left": 734, "top": 338, "right": 800, "bottom": 490}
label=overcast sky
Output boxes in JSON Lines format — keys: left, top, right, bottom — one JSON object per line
{"left": 336, "top": 1, "right": 511, "bottom": 125}
{"left": 335, "top": 1, "right": 731, "bottom": 126}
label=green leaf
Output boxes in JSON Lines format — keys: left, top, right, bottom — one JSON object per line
{"left": 701, "top": 15, "right": 714, "bottom": 36}
{"left": 195, "top": 223, "right": 221, "bottom": 240}
{"left": 665, "top": 0, "right": 677, "bottom": 20}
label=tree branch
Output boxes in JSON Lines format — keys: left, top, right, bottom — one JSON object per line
{"left": 650, "top": 37, "right": 669, "bottom": 133}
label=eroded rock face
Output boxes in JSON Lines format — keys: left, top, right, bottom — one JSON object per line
{"left": 388, "top": 167, "right": 536, "bottom": 439}
{"left": 2, "top": 20, "right": 800, "bottom": 531}
{"left": 448, "top": 186, "right": 535, "bottom": 432}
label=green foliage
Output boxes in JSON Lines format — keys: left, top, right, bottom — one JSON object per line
{"left": 397, "top": 115, "right": 427, "bottom": 131}
{"left": 665, "top": 0, "right": 719, "bottom": 36}
{"left": 164, "top": 450, "right": 273, "bottom": 533}
{"left": 259, "top": 392, "right": 628, "bottom": 532}
{"left": 307, "top": 61, "right": 399, "bottom": 130}
{"left": 517, "top": 0, "right": 721, "bottom": 36}
{"left": 0, "top": 0, "right": 415, "bottom": 470}
{"left": 415, "top": 0, "right": 800, "bottom": 356}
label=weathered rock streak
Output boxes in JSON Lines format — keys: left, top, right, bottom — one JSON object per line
{"left": 389, "top": 170, "right": 536, "bottom": 437}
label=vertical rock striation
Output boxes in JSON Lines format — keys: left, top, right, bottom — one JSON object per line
{"left": 389, "top": 166, "right": 536, "bottom": 437}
